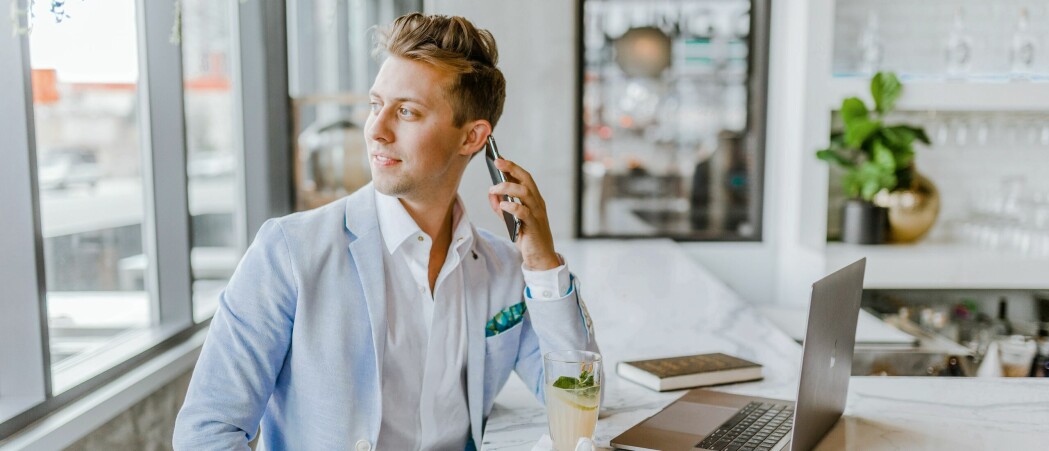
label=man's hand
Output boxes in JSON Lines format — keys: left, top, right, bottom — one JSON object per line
{"left": 487, "top": 158, "right": 560, "bottom": 271}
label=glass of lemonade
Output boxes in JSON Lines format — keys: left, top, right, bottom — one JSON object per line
{"left": 544, "top": 350, "right": 602, "bottom": 451}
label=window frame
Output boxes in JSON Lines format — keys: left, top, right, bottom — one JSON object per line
{"left": 0, "top": 0, "right": 51, "bottom": 427}
{"left": 0, "top": 0, "right": 292, "bottom": 441}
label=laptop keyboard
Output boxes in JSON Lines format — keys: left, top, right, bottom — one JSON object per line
{"left": 695, "top": 401, "right": 794, "bottom": 451}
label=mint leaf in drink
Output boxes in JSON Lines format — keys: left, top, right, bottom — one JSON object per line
{"left": 553, "top": 376, "right": 579, "bottom": 389}
{"left": 579, "top": 385, "right": 600, "bottom": 399}
{"left": 552, "top": 367, "right": 598, "bottom": 393}
{"left": 579, "top": 369, "right": 594, "bottom": 388}
{"left": 573, "top": 368, "right": 598, "bottom": 398}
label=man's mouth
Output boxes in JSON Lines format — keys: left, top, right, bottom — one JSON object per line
{"left": 372, "top": 154, "right": 402, "bottom": 166}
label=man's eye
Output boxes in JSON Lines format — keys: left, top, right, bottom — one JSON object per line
{"left": 398, "top": 107, "right": 414, "bottom": 118}
{"left": 368, "top": 102, "right": 381, "bottom": 113}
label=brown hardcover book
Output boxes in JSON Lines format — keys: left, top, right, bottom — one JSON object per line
{"left": 617, "top": 353, "right": 763, "bottom": 392}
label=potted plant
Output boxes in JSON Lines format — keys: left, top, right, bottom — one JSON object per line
{"left": 816, "top": 72, "right": 931, "bottom": 244}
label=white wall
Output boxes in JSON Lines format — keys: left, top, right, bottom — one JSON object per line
{"left": 427, "top": 0, "right": 816, "bottom": 306}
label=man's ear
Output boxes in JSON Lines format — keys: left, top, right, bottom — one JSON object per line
{"left": 460, "top": 120, "right": 492, "bottom": 158}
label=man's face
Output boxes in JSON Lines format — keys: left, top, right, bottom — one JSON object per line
{"left": 365, "top": 56, "right": 473, "bottom": 201}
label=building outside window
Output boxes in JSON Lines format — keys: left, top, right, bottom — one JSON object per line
{"left": 29, "top": 0, "right": 159, "bottom": 394}
{"left": 181, "top": 0, "right": 244, "bottom": 322}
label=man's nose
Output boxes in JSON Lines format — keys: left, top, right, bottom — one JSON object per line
{"left": 365, "top": 107, "right": 393, "bottom": 143}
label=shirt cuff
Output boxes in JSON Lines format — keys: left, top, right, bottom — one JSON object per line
{"left": 522, "top": 253, "right": 571, "bottom": 300}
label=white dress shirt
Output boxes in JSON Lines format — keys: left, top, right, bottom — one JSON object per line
{"left": 373, "top": 191, "right": 570, "bottom": 450}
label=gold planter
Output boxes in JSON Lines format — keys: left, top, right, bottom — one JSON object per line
{"left": 874, "top": 171, "right": 940, "bottom": 243}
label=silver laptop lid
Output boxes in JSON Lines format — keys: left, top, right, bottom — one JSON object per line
{"left": 789, "top": 258, "right": 865, "bottom": 451}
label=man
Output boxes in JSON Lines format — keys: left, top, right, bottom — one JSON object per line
{"left": 173, "top": 13, "right": 599, "bottom": 451}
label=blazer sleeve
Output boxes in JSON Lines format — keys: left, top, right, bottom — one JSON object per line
{"left": 513, "top": 274, "right": 602, "bottom": 405}
{"left": 173, "top": 219, "right": 299, "bottom": 450}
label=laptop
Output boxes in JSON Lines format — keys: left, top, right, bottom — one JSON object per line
{"left": 610, "top": 259, "right": 866, "bottom": 451}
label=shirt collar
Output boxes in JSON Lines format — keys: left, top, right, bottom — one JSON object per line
{"left": 374, "top": 190, "right": 474, "bottom": 255}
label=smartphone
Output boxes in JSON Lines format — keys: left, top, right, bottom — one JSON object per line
{"left": 484, "top": 135, "right": 522, "bottom": 242}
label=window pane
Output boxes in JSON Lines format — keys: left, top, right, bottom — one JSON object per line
{"left": 181, "top": 0, "right": 243, "bottom": 322}
{"left": 29, "top": 0, "right": 156, "bottom": 392}
{"left": 579, "top": 0, "right": 765, "bottom": 240}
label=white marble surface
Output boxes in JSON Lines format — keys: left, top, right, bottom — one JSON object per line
{"left": 822, "top": 377, "right": 1049, "bottom": 450}
{"left": 480, "top": 240, "right": 1049, "bottom": 450}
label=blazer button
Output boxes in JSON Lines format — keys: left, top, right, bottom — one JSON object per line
{"left": 354, "top": 440, "right": 371, "bottom": 451}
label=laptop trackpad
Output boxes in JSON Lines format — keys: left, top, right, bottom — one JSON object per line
{"left": 643, "top": 402, "right": 738, "bottom": 436}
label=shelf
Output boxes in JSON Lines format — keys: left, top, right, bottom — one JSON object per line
{"left": 825, "top": 241, "right": 1049, "bottom": 290}
{"left": 826, "top": 78, "right": 1049, "bottom": 112}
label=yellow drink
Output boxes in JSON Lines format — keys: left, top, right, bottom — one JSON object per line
{"left": 545, "top": 384, "right": 600, "bottom": 451}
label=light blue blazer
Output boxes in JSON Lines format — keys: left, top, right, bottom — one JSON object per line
{"left": 173, "top": 185, "right": 599, "bottom": 450}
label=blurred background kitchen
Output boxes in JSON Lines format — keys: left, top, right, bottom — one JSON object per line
{"left": 2, "top": 0, "right": 1049, "bottom": 449}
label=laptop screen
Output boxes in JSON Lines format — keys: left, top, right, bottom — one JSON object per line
{"left": 789, "top": 259, "right": 865, "bottom": 451}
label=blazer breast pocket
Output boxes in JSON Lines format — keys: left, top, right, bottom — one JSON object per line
{"left": 485, "top": 301, "right": 526, "bottom": 337}
{"left": 483, "top": 315, "right": 524, "bottom": 403}
{"left": 484, "top": 318, "right": 523, "bottom": 356}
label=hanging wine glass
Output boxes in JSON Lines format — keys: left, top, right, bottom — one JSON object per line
{"left": 1009, "top": 7, "right": 1037, "bottom": 79}
{"left": 944, "top": 7, "right": 973, "bottom": 78}
{"left": 858, "top": 12, "right": 882, "bottom": 76}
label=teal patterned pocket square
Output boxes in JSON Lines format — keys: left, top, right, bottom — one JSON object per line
{"left": 485, "top": 301, "right": 527, "bottom": 337}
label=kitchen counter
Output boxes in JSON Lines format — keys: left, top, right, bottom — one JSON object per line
{"left": 480, "top": 240, "right": 1049, "bottom": 450}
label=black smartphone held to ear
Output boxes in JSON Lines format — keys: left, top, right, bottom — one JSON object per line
{"left": 484, "top": 135, "right": 522, "bottom": 242}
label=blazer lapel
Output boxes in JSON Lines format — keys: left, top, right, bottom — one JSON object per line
{"left": 463, "top": 243, "right": 488, "bottom": 447}
{"left": 344, "top": 185, "right": 387, "bottom": 432}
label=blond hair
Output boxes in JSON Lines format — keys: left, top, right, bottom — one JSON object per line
{"left": 374, "top": 13, "right": 506, "bottom": 128}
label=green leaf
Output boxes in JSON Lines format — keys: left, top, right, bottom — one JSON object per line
{"left": 880, "top": 126, "right": 910, "bottom": 148}
{"left": 816, "top": 149, "right": 853, "bottom": 168}
{"left": 553, "top": 376, "right": 579, "bottom": 390}
{"left": 894, "top": 125, "right": 930, "bottom": 145}
{"left": 877, "top": 126, "right": 919, "bottom": 168}
{"left": 842, "top": 171, "right": 862, "bottom": 199}
{"left": 912, "top": 127, "right": 930, "bottom": 145}
{"left": 579, "top": 386, "right": 600, "bottom": 399}
{"left": 861, "top": 178, "right": 882, "bottom": 200}
{"left": 871, "top": 72, "right": 902, "bottom": 115}
{"left": 881, "top": 125, "right": 929, "bottom": 147}
{"left": 581, "top": 374, "right": 594, "bottom": 388}
{"left": 851, "top": 161, "right": 898, "bottom": 201}
{"left": 844, "top": 119, "right": 881, "bottom": 149}
{"left": 829, "top": 131, "right": 846, "bottom": 147}
{"left": 840, "top": 97, "right": 869, "bottom": 127}
{"left": 895, "top": 144, "right": 915, "bottom": 168}
{"left": 578, "top": 369, "right": 595, "bottom": 388}
{"left": 871, "top": 139, "right": 896, "bottom": 171}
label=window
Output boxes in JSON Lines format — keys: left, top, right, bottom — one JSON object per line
{"left": 0, "top": 0, "right": 290, "bottom": 439}
{"left": 29, "top": 0, "right": 161, "bottom": 395}
{"left": 181, "top": 0, "right": 244, "bottom": 322}
{"left": 577, "top": 0, "right": 771, "bottom": 240}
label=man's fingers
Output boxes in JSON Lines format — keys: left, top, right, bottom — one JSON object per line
{"left": 493, "top": 159, "right": 547, "bottom": 210}
{"left": 495, "top": 159, "right": 535, "bottom": 188}
{"left": 488, "top": 193, "right": 502, "bottom": 214}
{"left": 489, "top": 182, "right": 532, "bottom": 203}
{"left": 499, "top": 200, "right": 532, "bottom": 221}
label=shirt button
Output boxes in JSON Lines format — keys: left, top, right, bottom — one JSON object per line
{"left": 457, "top": 237, "right": 464, "bottom": 242}
{"left": 354, "top": 440, "right": 371, "bottom": 451}
{"left": 417, "top": 236, "right": 424, "bottom": 242}
{"left": 542, "top": 290, "right": 553, "bottom": 298}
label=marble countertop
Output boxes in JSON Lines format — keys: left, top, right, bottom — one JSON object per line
{"left": 480, "top": 240, "right": 1049, "bottom": 450}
